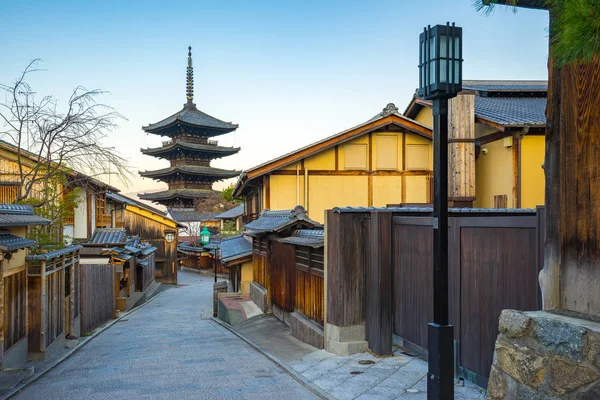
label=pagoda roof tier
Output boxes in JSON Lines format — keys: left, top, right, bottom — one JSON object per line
{"left": 139, "top": 188, "right": 217, "bottom": 203}
{"left": 141, "top": 141, "right": 240, "bottom": 159}
{"left": 142, "top": 103, "right": 238, "bottom": 137}
{"left": 139, "top": 165, "right": 240, "bottom": 180}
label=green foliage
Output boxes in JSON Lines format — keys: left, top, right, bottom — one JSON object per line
{"left": 222, "top": 219, "right": 237, "bottom": 233}
{"left": 20, "top": 172, "right": 82, "bottom": 252}
{"left": 221, "top": 184, "right": 242, "bottom": 203}
{"left": 548, "top": 0, "right": 600, "bottom": 66}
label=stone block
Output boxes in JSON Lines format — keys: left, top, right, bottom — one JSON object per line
{"left": 499, "top": 310, "right": 534, "bottom": 338}
{"left": 496, "top": 341, "right": 547, "bottom": 389}
{"left": 487, "top": 365, "right": 507, "bottom": 399}
{"left": 549, "top": 356, "right": 599, "bottom": 395}
{"left": 325, "top": 338, "right": 368, "bottom": 356}
{"left": 533, "top": 315, "right": 586, "bottom": 360}
{"left": 583, "top": 331, "right": 600, "bottom": 369}
{"left": 289, "top": 312, "right": 324, "bottom": 349}
{"left": 326, "top": 323, "right": 365, "bottom": 342}
{"left": 249, "top": 282, "right": 268, "bottom": 312}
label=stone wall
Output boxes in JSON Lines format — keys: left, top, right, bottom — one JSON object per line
{"left": 488, "top": 310, "right": 600, "bottom": 399}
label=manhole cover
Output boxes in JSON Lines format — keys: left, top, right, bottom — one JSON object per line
{"left": 350, "top": 371, "right": 363, "bottom": 375}
{"left": 358, "top": 360, "right": 375, "bottom": 365}
{"left": 406, "top": 389, "right": 420, "bottom": 393}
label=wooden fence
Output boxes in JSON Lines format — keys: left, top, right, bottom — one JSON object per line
{"left": 80, "top": 264, "right": 116, "bottom": 334}
{"left": 3, "top": 268, "right": 27, "bottom": 351}
{"left": 326, "top": 207, "right": 544, "bottom": 389}
{"left": 294, "top": 247, "right": 324, "bottom": 325}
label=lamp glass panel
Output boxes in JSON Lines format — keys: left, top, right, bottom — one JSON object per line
{"left": 429, "top": 61, "right": 436, "bottom": 85}
{"left": 440, "top": 58, "right": 448, "bottom": 83}
{"left": 440, "top": 34, "right": 448, "bottom": 58}
{"left": 454, "top": 36, "right": 460, "bottom": 58}
{"left": 454, "top": 61, "right": 460, "bottom": 84}
{"left": 429, "top": 35, "right": 435, "bottom": 60}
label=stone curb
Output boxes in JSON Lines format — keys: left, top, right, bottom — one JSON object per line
{"left": 2, "top": 286, "right": 173, "bottom": 400}
{"left": 211, "top": 316, "right": 332, "bottom": 400}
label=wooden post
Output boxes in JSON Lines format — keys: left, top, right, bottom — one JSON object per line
{"left": 448, "top": 92, "right": 476, "bottom": 207}
{"left": 365, "top": 211, "right": 393, "bottom": 355}
{"left": 40, "top": 260, "right": 47, "bottom": 353}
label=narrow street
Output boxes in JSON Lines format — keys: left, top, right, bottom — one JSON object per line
{"left": 14, "top": 270, "right": 319, "bottom": 400}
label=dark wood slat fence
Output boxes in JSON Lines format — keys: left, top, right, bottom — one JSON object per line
{"left": 80, "top": 264, "right": 116, "bottom": 334}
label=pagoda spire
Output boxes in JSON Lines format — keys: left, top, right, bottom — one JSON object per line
{"left": 186, "top": 46, "right": 194, "bottom": 106}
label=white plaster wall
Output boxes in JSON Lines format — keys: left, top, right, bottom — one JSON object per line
{"left": 63, "top": 225, "right": 74, "bottom": 245}
{"left": 90, "top": 194, "right": 96, "bottom": 237}
{"left": 73, "top": 188, "right": 88, "bottom": 239}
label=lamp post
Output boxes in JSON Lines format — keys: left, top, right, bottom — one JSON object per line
{"left": 418, "top": 22, "right": 462, "bottom": 400}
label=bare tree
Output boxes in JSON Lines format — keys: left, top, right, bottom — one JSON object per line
{"left": 0, "top": 59, "right": 131, "bottom": 207}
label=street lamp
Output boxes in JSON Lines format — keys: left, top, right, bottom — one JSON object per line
{"left": 200, "top": 227, "right": 211, "bottom": 246}
{"left": 418, "top": 22, "right": 463, "bottom": 400}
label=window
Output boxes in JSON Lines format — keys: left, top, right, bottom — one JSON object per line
{"left": 344, "top": 144, "right": 367, "bottom": 170}
{"left": 376, "top": 135, "right": 398, "bottom": 170}
{"left": 0, "top": 185, "right": 18, "bottom": 203}
{"left": 406, "top": 144, "right": 430, "bottom": 170}
{"left": 494, "top": 195, "right": 507, "bottom": 209}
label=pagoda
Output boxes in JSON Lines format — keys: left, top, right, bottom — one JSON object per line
{"left": 139, "top": 47, "right": 240, "bottom": 208}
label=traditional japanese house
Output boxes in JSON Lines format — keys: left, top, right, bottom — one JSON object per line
{"left": 80, "top": 228, "right": 157, "bottom": 311}
{"left": 233, "top": 103, "right": 434, "bottom": 224}
{"left": 218, "top": 235, "right": 252, "bottom": 294}
{"left": 105, "top": 192, "right": 181, "bottom": 284}
{"left": 215, "top": 204, "right": 245, "bottom": 235}
{"left": 244, "top": 206, "right": 320, "bottom": 314}
{"left": 138, "top": 47, "right": 240, "bottom": 208}
{"left": 0, "top": 140, "right": 119, "bottom": 242}
{"left": 404, "top": 80, "right": 547, "bottom": 208}
{"left": 168, "top": 208, "right": 219, "bottom": 237}
{"left": 26, "top": 245, "right": 82, "bottom": 359}
{"left": 0, "top": 205, "right": 49, "bottom": 369}
{"left": 275, "top": 229, "right": 324, "bottom": 348}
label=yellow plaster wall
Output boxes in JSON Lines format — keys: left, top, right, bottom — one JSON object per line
{"left": 474, "top": 139, "right": 514, "bottom": 208}
{"left": 338, "top": 136, "right": 369, "bottom": 171}
{"left": 241, "top": 261, "right": 253, "bottom": 295}
{"left": 308, "top": 176, "right": 368, "bottom": 223}
{"left": 373, "top": 176, "right": 403, "bottom": 207}
{"left": 270, "top": 175, "right": 304, "bottom": 211}
{"left": 372, "top": 133, "right": 403, "bottom": 171}
{"left": 405, "top": 176, "right": 429, "bottom": 203}
{"left": 4, "top": 226, "right": 27, "bottom": 272}
{"left": 304, "top": 148, "right": 336, "bottom": 170}
{"left": 520, "top": 135, "right": 545, "bottom": 208}
{"left": 414, "top": 107, "right": 433, "bottom": 128}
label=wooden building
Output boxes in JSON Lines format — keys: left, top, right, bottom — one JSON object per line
{"left": 218, "top": 235, "right": 252, "bottom": 294}
{"left": 215, "top": 204, "right": 245, "bottom": 235}
{"left": 233, "top": 103, "right": 433, "bottom": 223}
{"left": 106, "top": 192, "right": 181, "bottom": 284}
{"left": 244, "top": 206, "right": 320, "bottom": 313}
{"left": 0, "top": 205, "right": 50, "bottom": 369}
{"left": 404, "top": 80, "right": 547, "bottom": 209}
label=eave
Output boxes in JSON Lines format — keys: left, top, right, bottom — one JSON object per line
{"left": 141, "top": 142, "right": 241, "bottom": 159}
{"left": 139, "top": 166, "right": 240, "bottom": 180}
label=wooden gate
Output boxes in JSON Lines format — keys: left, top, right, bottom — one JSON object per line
{"left": 271, "top": 241, "right": 296, "bottom": 312}
{"left": 391, "top": 212, "right": 542, "bottom": 388}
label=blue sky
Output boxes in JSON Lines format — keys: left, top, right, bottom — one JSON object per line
{"left": 0, "top": 0, "right": 549, "bottom": 196}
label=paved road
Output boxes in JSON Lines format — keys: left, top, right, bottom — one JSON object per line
{"left": 15, "top": 271, "right": 318, "bottom": 400}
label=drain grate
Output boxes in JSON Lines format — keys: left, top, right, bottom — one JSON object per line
{"left": 350, "top": 371, "right": 363, "bottom": 375}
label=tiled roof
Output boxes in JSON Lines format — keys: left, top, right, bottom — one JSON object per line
{"left": 475, "top": 97, "right": 546, "bottom": 127}
{"left": 215, "top": 204, "right": 245, "bottom": 219}
{"left": 140, "top": 245, "right": 158, "bottom": 256}
{"left": 0, "top": 204, "right": 51, "bottom": 227}
{"left": 463, "top": 80, "right": 547, "bottom": 92}
{"left": 141, "top": 141, "right": 240, "bottom": 157}
{"left": 332, "top": 206, "right": 537, "bottom": 214}
{"left": 106, "top": 192, "right": 166, "bottom": 216}
{"left": 88, "top": 228, "right": 127, "bottom": 245}
{"left": 139, "top": 189, "right": 217, "bottom": 201}
{"left": 139, "top": 165, "right": 240, "bottom": 180}
{"left": 219, "top": 235, "right": 252, "bottom": 264}
{"left": 0, "top": 231, "right": 36, "bottom": 251}
{"left": 277, "top": 229, "right": 324, "bottom": 248}
{"left": 168, "top": 208, "right": 219, "bottom": 223}
{"left": 26, "top": 245, "right": 83, "bottom": 261}
{"left": 143, "top": 103, "right": 238, "bottom": 133}
{"left": 178, "top": 243, "right": 205, "bottom": 253}
{"left": 244, "top": 206, "right": 321, "bottom": 236}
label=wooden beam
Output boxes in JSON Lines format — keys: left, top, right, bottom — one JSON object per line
{"left": 264, "top": 175, "right": 270, "bottom": 210}
{"left": 478, "top": 130, "right": 512, "bottom": 145}
{"left": 512, "top": 133, "right": 521, "bottom": 208}
{"left": 475, "top": 116, "right": 506, "bottom": 132}
{"left": 368, "top": 175, "right": 373, "bottom": 207}
{"left": 269, "top": 169, "right": 432, "bottom": 177}
{"left": 334, "top": 146, "right": 339, "bottom": 171}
